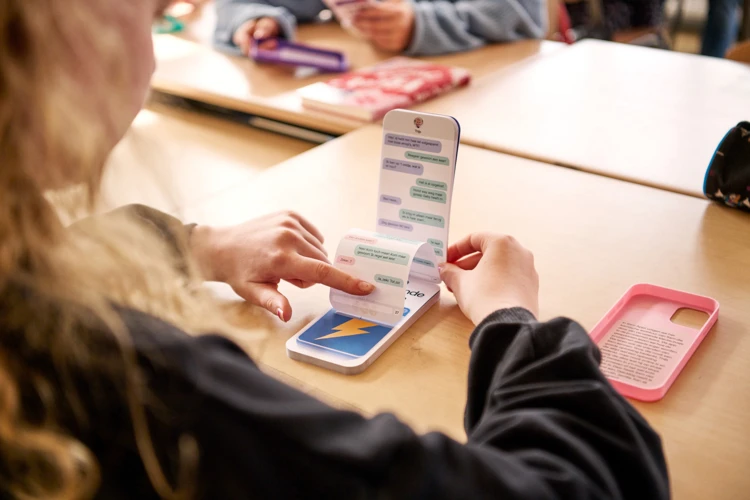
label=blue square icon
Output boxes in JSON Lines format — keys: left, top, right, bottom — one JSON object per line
{"left": 297, "top": 310, "right": 396, "bottom": 358}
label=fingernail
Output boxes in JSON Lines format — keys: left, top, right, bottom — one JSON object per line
{"left": 276, "top": 308, "right": 286, "bottom": 322}
{"left": 437, "top": 263, "right": 446, "bottom": 273}
{"left": 358, "top": 281, "right": 375, "bottom": 292}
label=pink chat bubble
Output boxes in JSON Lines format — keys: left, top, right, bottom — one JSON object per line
{"left": 336, "top": 255, "right": 356, "bottom": 265}
{"left": 345, "top": 234, "right": 378, "bottom": 244}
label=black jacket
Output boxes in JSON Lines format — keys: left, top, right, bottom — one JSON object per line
{"left": 24, "top": 205, "right": 666, "bottom": 498}
{"left": 87, "top": 306, "right": 669, "bottom": 499}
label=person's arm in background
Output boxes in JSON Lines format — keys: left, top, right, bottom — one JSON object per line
{"left": 726, "top": 40, "right": 750, "bottom": 62}
{"left": 214, "top": 0, "right": 326, "bottom": 55}
{"left": 353, "top": 0, "right": 546, "bottom": 56}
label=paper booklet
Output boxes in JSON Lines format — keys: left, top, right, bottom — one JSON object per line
{"left": 297, "top": 58, "right": 471, "bottom": 122}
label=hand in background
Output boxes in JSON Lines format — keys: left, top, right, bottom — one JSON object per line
{"left": 352, "top": 0, "right": 415, "bottom": 53}
{"left": 439, "top": 233, "right": 539, "bottom": 325}
{"left": 166, "top": 0, "right": 208, "bottom": 17}
{"left": 233, "top": 17, "right": 281, "bottom": 55}
{"left": 190, "top": 211, "right": 374, "bottom": 321}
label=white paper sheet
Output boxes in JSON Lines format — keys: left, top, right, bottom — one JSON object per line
{"left": 329, "top": 112, "right": 458, "bottom": 326}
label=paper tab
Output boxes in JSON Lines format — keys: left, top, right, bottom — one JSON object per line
{"left": 330, "top": 229, "right": 439, "bottom": 325}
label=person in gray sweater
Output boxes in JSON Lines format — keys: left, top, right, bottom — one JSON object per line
{"left": 214, "top": 0, "right": 546, "bottom": 57}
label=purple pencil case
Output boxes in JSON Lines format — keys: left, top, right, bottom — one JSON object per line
{"left": 250, "top": 38, "right": 349, "bottom": 73}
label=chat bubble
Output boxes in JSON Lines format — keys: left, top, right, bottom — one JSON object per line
{"left": 416, "top": 179, "right": 448, "bottom": 191}
{"left": 376, "top": 233, "right": 422, "bottom": 245}
{"left": 385, "top": 134, "right": 442, "bottom": 153}
{"left": 413, "top": 257, "right": 435, "bottom": 268}
{"left": 405, "top": 151, "right": 449, "bottom": 166}
{"left": 354, "top": 245, "right": 409, "bottom": 265}
{"left": 336, "top": 255, "right": 355, "bottom": 265}
{"left": 380, "top": 194, "right": 402, "bottom": 205}
{"left": 345, "top": 234, "right": 377, "bottom": 244}
{"left": 427, "top": 239, "right": 444, "bottom": 249}
{"left": 399, "top": 209, "right": 445, "bottom": 228}
{"left": 410, "top": 186, "right": 446, "bottom": 204}
{"left": 383, "top": 158, "right": 423, "bottom": 176}
{"left": 433, "top": 248, "right": 444, "bottom": 257}
{"left": 375, "top": 274, "right": 404, "bottom": 287}
{"left": 378, "top": 219, "right": 413, "bottom": 232}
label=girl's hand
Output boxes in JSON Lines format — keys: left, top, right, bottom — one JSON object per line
{"left": 191, "top": 211, "right": 374, "bottom": 321}
{"left": 439, "top": 233, "right": 539, "bottom": 325}
{"left": 353, "top": 0, "right": 416, "bottom": 53}
{"left": 233, "top": 17, "right": 281, "bottom": 55}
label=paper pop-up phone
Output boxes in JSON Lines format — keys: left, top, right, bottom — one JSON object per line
{"left": 287, "top": 109, "right": 460, "bottom": 373}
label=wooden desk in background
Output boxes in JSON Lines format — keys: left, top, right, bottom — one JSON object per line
{"left": 417, "top": 39, "right": 750, "bottom": 198}
{"left": 100, "top": 103, "right": 311, "bottom": 215}
{"left": 152, "top": 6, "right": 563, "bottom": 136}
{"left": 183, "top": 126, "right": 750, "bottom": 500}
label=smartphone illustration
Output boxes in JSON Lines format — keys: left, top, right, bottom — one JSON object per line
{"left": 377, "top": 109, "right": 460, "bottom": 272}
{"left": 287, "top": 109, "right": 461, "bottom": 374}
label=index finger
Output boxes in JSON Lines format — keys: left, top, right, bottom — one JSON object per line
{"left": 292, "top": 257, "right": 374, "bottom": 295}
{"left": 452, "top": 252, "right": 482, "bottom": 271}
{"left": 235, "top": 18, "right": 258, "bottom": 37}
{"left": 446, "top": 232, "right": 495, "bottom": 263}
{"left": 233, "top": 19, "right": 257, "bottom": 53}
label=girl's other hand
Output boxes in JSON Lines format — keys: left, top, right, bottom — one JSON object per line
{"left": 439, "top": 233, "right": 539, "bottom": 325}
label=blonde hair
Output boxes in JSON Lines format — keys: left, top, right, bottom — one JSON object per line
{"left": 0, "top": 1, "right": 233, "bottom": 498}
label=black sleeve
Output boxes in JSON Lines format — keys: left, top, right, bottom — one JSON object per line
{"left": 146, "top": 308, "right": 669, "bottom": 500}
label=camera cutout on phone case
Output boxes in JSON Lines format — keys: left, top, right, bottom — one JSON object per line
{"left": 670, "top": 308, "right": 710, "bottom": 330}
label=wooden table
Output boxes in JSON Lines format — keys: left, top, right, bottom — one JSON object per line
{"left": 152, "top": 5, "right": 563, "bottom": 135}
{"left": 417, "top": 39, "right": 750, "bottom": 198}
{"left": 185, "top": 126, "right": 750, "bottom": 500}
{"left": 100, "top": 103, "right": 311, "bottom": 215}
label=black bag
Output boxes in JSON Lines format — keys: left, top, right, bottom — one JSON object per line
{"left": 704, "top": 121, "right": 750, "bottom": 211}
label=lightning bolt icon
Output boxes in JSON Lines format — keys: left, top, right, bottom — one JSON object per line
{"left": 316, "top": 318, "right": 378, "bottom": 340}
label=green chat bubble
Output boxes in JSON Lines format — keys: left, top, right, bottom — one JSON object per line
{"left": 416, "top": 179, "right": 447, "bottom": 191}
{"left": 405, "top": 151, "right": 449, "bottom": 166}
{"left": 433, "top": 248, "right": 444, "bottom": 257}
{"left": 413, "top": 257, "right": 435, "bottom": 268}
{"left": 410, "top": 186, "right": 446, "bottom": 204}
{"left": 354, "top": 245, "right": 409, "bottom": 265}
{"left": 399, "top": 209, "right": 445, "bottom": 228}
{"left": 375, "top": 274, "right": 405, "bottom": 287}
{"left": 427, "top": 239, "right": 444, "bottom": 249}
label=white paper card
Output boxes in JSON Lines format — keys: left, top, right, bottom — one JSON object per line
{"left": 376, "top": 131, "right": 457, "bottom": 271}
{"left": 330, "top": 229, "right": 439, "bottom": 325}
{"left": 328, "top": 110, "right": 458, "bottom": 326}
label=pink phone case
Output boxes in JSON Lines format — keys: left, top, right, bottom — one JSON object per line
{"left": 589, "top": 283, "right": 719, "bottom": 402}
